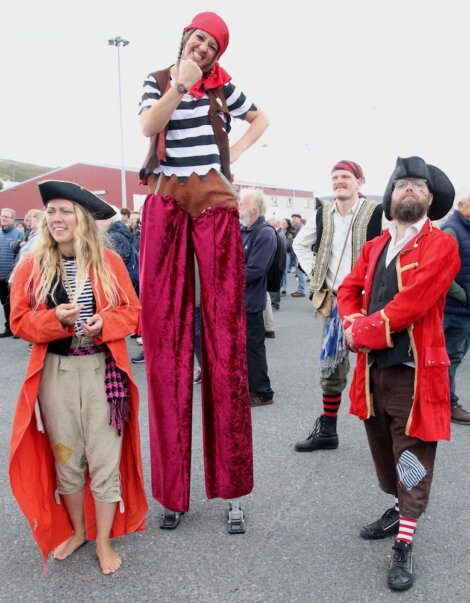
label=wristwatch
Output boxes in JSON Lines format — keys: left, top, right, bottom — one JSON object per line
{"left": 174, "top": 81, "right": 188, "bottom": 94}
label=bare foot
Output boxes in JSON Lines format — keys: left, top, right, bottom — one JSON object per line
{"left": 96, "top": 541, "right": 122, "bottom": 575}
{"left": 53, "top": 533, "right": 86, "bottom": 560}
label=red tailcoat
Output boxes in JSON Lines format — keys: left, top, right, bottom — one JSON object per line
{"left": 9, "top": 249, "right": 148, "bottom": 563}
{"left": 337, "top": 220, "right": 460, "bottom": 441}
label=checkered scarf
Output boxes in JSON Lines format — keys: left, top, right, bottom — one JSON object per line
{"left": 68, "top": 344, "right": 130, "bottom": 434}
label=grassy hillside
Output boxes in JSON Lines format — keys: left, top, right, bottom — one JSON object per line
{"left": 0, "top": 159, "right": 55, "bottom": 183}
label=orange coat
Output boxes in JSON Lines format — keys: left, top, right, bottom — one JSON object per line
{"left": 9, "top": 249, "right": 148, "bottom": 563}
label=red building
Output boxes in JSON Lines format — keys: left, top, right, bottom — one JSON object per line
{"left": 0, "top": 163, "right": 145, "bottom": 217}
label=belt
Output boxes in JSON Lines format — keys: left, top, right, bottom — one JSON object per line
{"left": 71, "top": 335, "right": 96, "bottom": 349}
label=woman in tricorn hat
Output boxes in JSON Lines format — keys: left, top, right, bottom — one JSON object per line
{"left": 138, "top": 11, "right": 268, "bottom": 530}
{"left": 9, "top": 181, "right": 147, "bottom": 573}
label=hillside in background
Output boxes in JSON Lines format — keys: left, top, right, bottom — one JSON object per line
{"left": 0, "top": 159, "right": 55, "bottom": 183}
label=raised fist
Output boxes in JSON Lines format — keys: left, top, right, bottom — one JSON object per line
{"left": 177, "top": 59, "right": 202, "bottom": 88}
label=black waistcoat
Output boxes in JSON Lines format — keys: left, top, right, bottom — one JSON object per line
{"left": 368, "top": 242, "right": 413, "bottom": 368}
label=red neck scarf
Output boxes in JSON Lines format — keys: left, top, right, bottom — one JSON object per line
{"left": 189, "top": 63, "right": 232, "bottom": 99}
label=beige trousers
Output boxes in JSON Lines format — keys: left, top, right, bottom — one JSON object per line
{"left": 38, "top": 352, "right": 122, "bottom": 503}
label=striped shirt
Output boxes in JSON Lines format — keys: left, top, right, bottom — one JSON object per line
{"left": 62, "top": 258, "right": 95, "bottom": 336}
{"left": 139, "top": 74, "right": 256, "bottom": 178}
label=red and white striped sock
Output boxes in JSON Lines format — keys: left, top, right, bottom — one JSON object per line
{"left": 396, "top": 516, "right": 417, "bottom": 544}
{"left": 323, "top": 392, "right": 341, "bottom": 418}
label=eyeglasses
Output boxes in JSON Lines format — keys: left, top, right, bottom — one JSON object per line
{"left": 394, "top": 178, "right": 428, "bottom": 190}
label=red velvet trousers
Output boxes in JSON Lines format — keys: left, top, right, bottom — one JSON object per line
{"left": 140, "top": 172, "right": 254, "bottom": 513}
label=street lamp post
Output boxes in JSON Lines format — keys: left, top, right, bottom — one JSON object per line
{"left": 108, "top": 36, "right": 129, "bottom": 208}
{"left": 304, "top": 141, "right": 315, "bottom": 208}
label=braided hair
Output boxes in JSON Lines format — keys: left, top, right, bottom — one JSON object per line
{"left": 176, "top": 29, "right": 194, "bottom": 67}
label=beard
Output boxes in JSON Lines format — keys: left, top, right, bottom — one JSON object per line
{"left": 390, "top": 198, "right": 428, "bottom": 223}
{"left": 239, "top": 210, "right": 252, "bottom": 227}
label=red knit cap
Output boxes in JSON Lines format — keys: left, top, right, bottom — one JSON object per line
{"left": 183, "top": 12, "right": 230, "bottom": 57}
{"left": 332, "top": 160, "right": 365, "bottom": 182}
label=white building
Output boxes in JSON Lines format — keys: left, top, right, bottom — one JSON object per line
{"left": 237, "top": 180, "right": 315, "bottom": 220}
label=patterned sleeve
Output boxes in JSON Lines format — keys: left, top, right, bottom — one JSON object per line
{"left": 138, "top": 74, "right": 161, "bottom": 115}
{"left": 224, "top": 82, "right": 257, "bottom": 120}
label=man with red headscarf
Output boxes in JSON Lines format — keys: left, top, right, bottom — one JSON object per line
{"left": 292, "top": 161, "right": 384, "bottom": 453}
{"left": 138, "top": 12, "right": 269, "bottom": 532}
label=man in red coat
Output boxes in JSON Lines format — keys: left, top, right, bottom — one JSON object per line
{"left": 337, "top": 156, "right": 460, "bottom": 592}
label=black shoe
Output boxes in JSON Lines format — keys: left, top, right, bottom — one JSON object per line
{"left": 131, "top": 352, "right": 145, "bottom": 364}
{"left": 360, "top": 507, "right": 399, "bottom": 540}
{"left": 193, "top": 368, "right": 202, "bottom": 384}
{"left": 0, "top": 329, "right": 13, "bottom": 338}
{"left": 160, "top": 510, "right": 184, "bottom": 530}
{"left": 265, "top": 331, "right": 275, "bottom": 338}
{"left": 388, "top": 541, "right": 414, "bottom": 591}
{"left": 250, "top": 394, "right": 273, "bottom": 407}
{"left": 294, "top": 415, "right": 339, "bottom": 451}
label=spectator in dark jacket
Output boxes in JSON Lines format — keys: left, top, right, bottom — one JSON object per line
{"left": 129, "top": 211, "right": 141, "bottom": 252}
{"left": 0, "top": 207, "right": 23, "bottom": 336}
{"left": 98, "top": 206, "right": 135, "bottom": 283}
{"left": 280, "top": 218, "right": 295, "bottom": 295}
{"left": 290, "top": 213, "right": 307, "bottom": 297}
{"left": 99, "top": 207, "right": 131, "bottom": 259}
{"left": 441, "top": 187, "right": 470, "bottom": 424}
{"left": 108, "top": 220, "right": 133, "bottom": 261}
{"left": 239, "top": 189, "right": 277, "bottom": 407}
{"left": 120, "top": 207, "right": 131, "bottom": 226}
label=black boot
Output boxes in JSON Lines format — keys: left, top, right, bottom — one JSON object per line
{"left": 360, "top": 507, "right": 399, "bottom": 539}
{"left": 294, "top": 415, "right": 339, "bottom": 452}
{"left": 388, "top": 541, "right": 414, "bottom": 591}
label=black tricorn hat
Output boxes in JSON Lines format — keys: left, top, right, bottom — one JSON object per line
{"left": 38, "top": 180, "right": 116, "bottom": 220}
{"left": 383, "top": 156, "right": 454, "bottom": 221}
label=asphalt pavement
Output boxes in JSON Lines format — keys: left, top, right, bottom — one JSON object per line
{"left": 1, "top": 276, "right": 470, "bottom": 603}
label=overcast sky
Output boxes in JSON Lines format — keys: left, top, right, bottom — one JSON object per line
{"left": 1, "top": 0, "right": 468, "bottom": 196}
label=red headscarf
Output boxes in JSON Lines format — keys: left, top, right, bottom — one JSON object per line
{"left": 182, "top": 11, "right": 231, "bottom": 99}
{"left": 331, "top": 160, "right": 365, "bottom": 182}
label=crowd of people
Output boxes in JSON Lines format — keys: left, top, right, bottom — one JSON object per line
{"left": 1, "top": 9, "right": 469, "bottom": 595}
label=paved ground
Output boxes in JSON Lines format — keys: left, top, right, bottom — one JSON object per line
{"left": 1, "top": 278, "right": 470, "bottom": 602}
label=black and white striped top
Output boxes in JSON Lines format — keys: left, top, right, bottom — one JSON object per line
{"left": 139, "top": 75, "right": 256, "bottom": 178}
{"left": 62, "top": 258, "right": 95, "bottom": 336}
